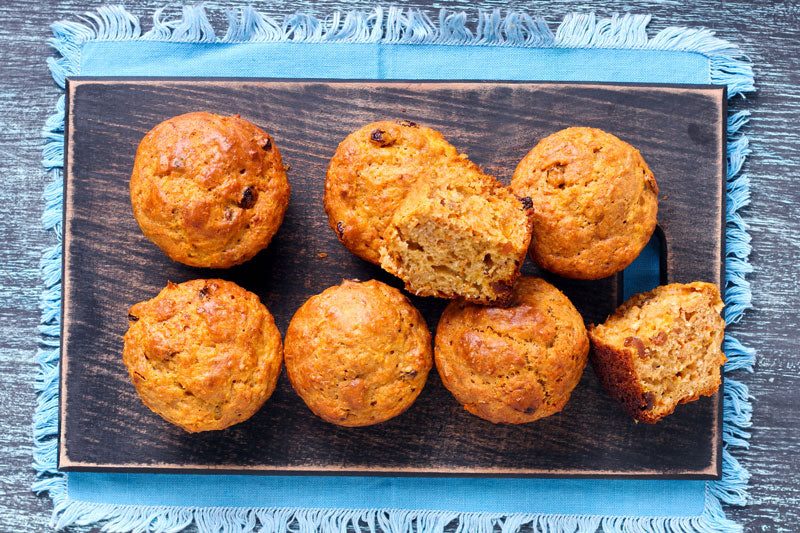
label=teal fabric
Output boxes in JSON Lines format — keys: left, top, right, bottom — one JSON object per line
{"left": 81, "top": 41, "right": 708, "bottom": 82}
{"left": 36, "top": 7, "right": 755, "bottom": 532}
{"left": 70, "top": 474, "right": 705, "bottom": 515}
{"left": 69, "top": 38, "right": 691, "bottom": 516}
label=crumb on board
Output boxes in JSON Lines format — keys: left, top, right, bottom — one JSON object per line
{"left": 317, "top": 253, "right": 327, "bottom": 259}
{"left": 663, "top": 194, "right": 669, "bottom": 200}
{"left": 284, "top": 164, "right": 290, "bottom": 171}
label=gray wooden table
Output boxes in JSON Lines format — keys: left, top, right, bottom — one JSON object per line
{"left": 1, "top": 1, "right": 797, "bottom": 531}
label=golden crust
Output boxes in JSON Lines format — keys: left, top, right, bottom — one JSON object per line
{"left": 284, "top": 279, "right": 433, "bottom": 427}
{"left": 324, "top": 120, "right": 486, "bottom": 264}
{"left": 130, "top": 112, "right": 290, "bottom": 268}
{"left": 511, "top": 127, "right": 658, "bottom": 279}
{"left": 122, "top": 279, "right": 283, "bottom": 432}
{"left": 434, "top": 276, "right": 589, "bottom": 424}
{"left": 588, "top": 282, "right": 726, "bottom": 423}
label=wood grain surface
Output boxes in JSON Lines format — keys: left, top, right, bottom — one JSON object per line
{"left": 60, "top": 79, "right": 724, "bottom": 477}
{"left": 0, "top": 1, "right": 798, "bottom": 531}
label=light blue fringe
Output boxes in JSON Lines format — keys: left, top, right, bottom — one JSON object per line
{"left": 35, "top": 5, "right": 755, "bottom": 532}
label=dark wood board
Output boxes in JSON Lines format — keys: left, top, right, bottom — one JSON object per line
{"left": 58, "top": 79, "right": 726, "bottom": 478}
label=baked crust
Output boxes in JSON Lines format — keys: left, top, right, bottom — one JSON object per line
{"left": 284, "top": 279, "right": 433, "bottom": 427}
{"left": 130, "top": 112, "right": 290, "bottom": 268}
{"left": 588, "top": 337, "right": 660, "bottom": 423}
{"left": 122, "top": 279, "right": 283, "bottom": 432}
{"left": 511, "top": 127, "right": 658, "bottom": 279}
{"left": 434, "top": 276, "right": 589, "bottom": 424}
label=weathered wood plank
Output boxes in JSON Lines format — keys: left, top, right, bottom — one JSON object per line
{"left": 0, "top": 0, "right": 798, "bottom": 531}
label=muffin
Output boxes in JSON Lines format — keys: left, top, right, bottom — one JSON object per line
{"left": 130, "top": 112, "right": 290, "bottom": 268}
{"left": 511, "top": 127, "right": 658, "bottom": 279}
{"left": 122, "top": 279, "right": 283, "bottom": 432}
{"left": 379, "top": 179, "right": 533, "bottom": 305}
{"left": 325, "top": 119, "right": 489, "bottom": 264}
{"left": 434, "top": 276, "right": 589, "bottom": 424}
{"left": 284, "top": 279, "right": 432, "bottom": 427}
{"left": 588, "top": 282, "right": 726, "bottom": 423}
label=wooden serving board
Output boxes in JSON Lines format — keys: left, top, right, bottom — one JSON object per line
{"left": 59, "top": 79, "right": 725, "bottom": 478}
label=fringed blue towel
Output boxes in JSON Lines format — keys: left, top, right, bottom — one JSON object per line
{"left": 34, "top": 5, "right": 755, "bottom": 532}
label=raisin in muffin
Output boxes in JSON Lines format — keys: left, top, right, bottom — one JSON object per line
{"left": 379, "top": 179, "right": 533, "bottom": 306}
{"left": 284, "top": 279, "right": 432, "bottom": 427}
{"left": 122, "top": 279, "right": 283, "bottom": 432}
{"left": 511, "top": 127, "right": 658, "bottom": 279}
{"left": 434, "top": 276, "right": 589, "bottom": 424}
{"left": 589, "top": 282, "right": 726, "bottom": 423}
{"left": 130, "top": 112, "right": 290, "bottom": 268}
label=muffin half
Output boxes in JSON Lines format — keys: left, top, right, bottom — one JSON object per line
{"left": 589, "top": 282, "right": 726, "bottom": 423}
{"left": 379, "top": 180, "right": 533, "bottom": 306}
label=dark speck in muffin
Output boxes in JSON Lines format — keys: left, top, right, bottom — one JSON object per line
{"left": 642, "top": 391, "right": 656, "bottom": 411}
{"left": 239, "top": 187, "right": 257, "bottom": 209}
{"left": 370, "top": 129, "right": 388, "bottom": 145}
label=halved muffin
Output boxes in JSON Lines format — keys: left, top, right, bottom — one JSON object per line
{"left": 588, "top": 282, "right": 726, "bottom": 423}
{"left": 379, "top": 179, "right": 533, "bottom": 306}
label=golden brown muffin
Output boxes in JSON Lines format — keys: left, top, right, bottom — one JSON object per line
{"left": 325, "top": 119, "right": 489, "bottom": 264}
{"left": 588, "top": 282, "right": 726, "bottom": 423}
{"left": 434, "top": 276, "right": 589, "bottom": 424}
{"left": 379, "top": 179, "right": 533, "bottom": 306}
{"left": 284, "top": 279, "right": 432, "bottom": 427}
{"left": 122, "top": 279, "right": 283, "bottom": 432}
{"left": 130, "top": 112, "right": 290, "bottom": 268}
{"left": 511, "top": 127, "right": 658, "bottom": 279}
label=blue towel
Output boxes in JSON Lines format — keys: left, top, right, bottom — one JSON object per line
{"left": 34, "top": 6, "right": 755, "bottom": 532}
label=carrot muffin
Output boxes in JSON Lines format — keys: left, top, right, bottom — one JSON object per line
{"left": 130, "top": 112, "right": 290, "bottom": 268}
{"left": 379, "top": 179, "right": 533, "bottom": 306}
{"left": 122, "top": 279, "right": 283, "bottom": 432}
{"left": 434, "top": 276, "right": 589, "bottom": 424}
{"left": 588, "top": 282, "right": 726, "bottom": 423}
{"left": 511, "top": 127, "right": 658, "bottom": 279}
{"left": 284, "top": 279, "right": 432, "bottom": 427}
{"left": 324, "top": 119, "right": 487, "bottom": 264}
